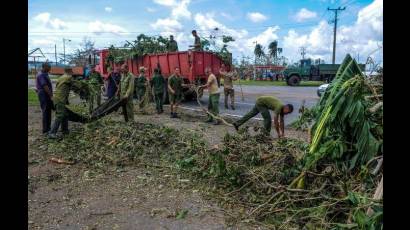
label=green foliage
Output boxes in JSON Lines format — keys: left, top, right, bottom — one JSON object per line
{"left": 304, "top": 54, "right": 383, "bottom": 171}
{"left": 28, "top": 89, "right": 39, "bottom": 106}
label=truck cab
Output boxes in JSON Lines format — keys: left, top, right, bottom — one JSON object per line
{"left": 283, "top": 59, "right": 313, "bottom": 86}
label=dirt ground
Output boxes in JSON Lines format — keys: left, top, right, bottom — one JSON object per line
{"left": 28, "top": 104, "right": 308, "bottom": 229}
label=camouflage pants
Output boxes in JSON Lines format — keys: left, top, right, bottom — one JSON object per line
{"left": 224, "top": 88, "right": 235, "bottom": 108}
{"left": 49, "top": 103, "right": 69, "bottom": 134}
{"left": 122, "top": 99, "right": 134, "bottom": 122}
{"left": 88, "top": 87, "right": 101, "bottom": 113}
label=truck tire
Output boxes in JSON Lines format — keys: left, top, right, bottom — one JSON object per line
{"left": 287, "top": 75, "right": 301, "bottom": 86}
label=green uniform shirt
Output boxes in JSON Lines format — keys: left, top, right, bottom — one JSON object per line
{"left": 120, "top": 72, "right": 135, "bottom": 98}
{"left": 167, "top": 40, "right": 178, "bottom": 52}
{"left": 88, "top": 71, "right": 103, "bottom": 86}
{"left": 256, "top": 96, "right": 284, "bottom": 115}
{"left": 222, "top": 72, "right": 235, "bottom": 89}
{"left": 168, "top": 74, "right": 183, "bottom": 95}
{"left": 53, "top": 74, "right": 74, "bottom": 104}
{"left": 194, "top": 36, "right": 202, "bottom": 51}
{"left": 151, "top": 73, "right": 165, "bottom": 94}
{"left": 135, "top": 74, "right": 147, "bottom": 91}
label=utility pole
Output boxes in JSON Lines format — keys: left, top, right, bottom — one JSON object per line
{"left": 55, "top": 44, "right": 57, "bottom": 66}
{"left": 63, "top": 38, "right": 71, "bottom": 65}
{"left": 300, "top": 47, "right": 306, "bottom": 59}
{"left": 328, "top": 6, "right": 345, "bottom": 64}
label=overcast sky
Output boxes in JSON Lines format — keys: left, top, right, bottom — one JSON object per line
{"left": 28, "top": 0, "right": 383, "bottom": 65}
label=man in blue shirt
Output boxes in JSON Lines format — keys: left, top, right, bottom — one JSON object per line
{"left": 35, "top": 62, "right": 53, "bottom": 134}
{"left": 106, "top": 67, "right": 121, "bottom": 99}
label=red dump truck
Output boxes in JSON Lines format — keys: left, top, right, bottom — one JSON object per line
{"left": 95, "top": 49, "right": 232, "bottom": 101}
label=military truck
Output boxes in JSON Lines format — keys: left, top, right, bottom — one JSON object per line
{"left": 283, "top": 59, "right": 365, "bottom": 86}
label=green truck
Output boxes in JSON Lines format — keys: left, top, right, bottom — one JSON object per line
{"left": 283, "top": 59, "right": 365, "bottom": 86}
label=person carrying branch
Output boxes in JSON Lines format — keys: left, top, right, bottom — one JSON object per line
{"left": 151, "top": 67, "right": 165, "bottom": 114}
{"left": 48, "top": 67, "right": 87, "bottom": 139}
{"left": 220, "top": 63, "right": 238, "bottom": 110}
{"left": 233, "top": 96, "right": 294, "bottom": 137}
{"left": 199, "top": 66, "right": 221, "bottom": 125}
{"left": 117, "top": 64, "right": 135, "bottom": 122}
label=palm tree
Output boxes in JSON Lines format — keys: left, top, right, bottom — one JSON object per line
{"left": 268, "top": 41, "right": 278, "bottom": 59}
{"left": 254, "top": 44, "right": 265, "bottom": 64}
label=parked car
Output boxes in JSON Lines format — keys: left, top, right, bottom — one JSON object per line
{"left": 317, "top": 83, "right": 329, "bottom": 97}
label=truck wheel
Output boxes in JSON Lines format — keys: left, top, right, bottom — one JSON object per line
{"left": 317, "top": 89, "right": 321, "bottom": 97}
{"left": 287, "top": 75, "right": 301, "bottom": 86}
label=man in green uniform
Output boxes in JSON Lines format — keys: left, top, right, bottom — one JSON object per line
{"left": 48, "top": 67, "right": 83, "bottom": 139}
{"left": 220, "top": 63, "right": 238, "bottom": 110}
{"left": 87, "top": 65, "right": 103, "bottom": 113}
{"left": 168, "top": 67, "right": 186, "bottom": 118}
{"left": 151, "top": 68, "right": 165, "bottom": 114}
{"left": 118, "top": 64, "right": 135, "bottom": 122}
{"left": 233, "top": 96, "right": 294, "bottom": 137}
{"left": 135, "top": 66, "right": 148, "bottom": 109}
{"left": 189, "top": 30, "right": 202, "bottom": 51}
{"left": 167, "top": 35, "right": 178, "bottom": 52}
{"left": 199, "top": 67, "right": 221, "bottom": 125}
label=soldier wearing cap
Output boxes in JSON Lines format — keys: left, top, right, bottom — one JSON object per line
{"left": 167, "top": 35, "right": 178, "bottom": 52}
{"left": 48, "top": 67, "right": 85, "bottom": 138}
{"left": 135, "top": 66, "right": 148, "bottom": 109}
{"left": 87, "top": 64, "right": 103, "bottom": 113}
{"left": 118, "top": 64, "right": 135, "bottom": 122}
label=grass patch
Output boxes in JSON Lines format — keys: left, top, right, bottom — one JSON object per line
{"left": 230, "top": 80, "right": 324, "bottom": 87}
{"left": 28, "top": 89, "right": 39, "bottom": 106}
{"left": 28, "top": 74, "right": 60, "bottom": 79}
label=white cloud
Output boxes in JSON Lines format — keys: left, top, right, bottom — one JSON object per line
{"left": 146, "top": 7, "right": 157, "bottom": 13}
{"left": 171, "top": 0, "right": 191, "bottom": 19}
{"left": 283, "top": 0, "right": 383, "bottom": 63}
{"left": 105, "top": 7, "right": 112, "bottom": 12}
{"left": 88, "top": 21, "right": 127, "bottom": 35}
{"left": 247, "top": 12, "right": 268, "bottom": 23}
{"left": 151, "top": 18, "right": 183, "bottom": 32}
{"left": 220, "top": 12, "right": 234, "bottom": 21}
{"left": 246, "top": 27, "right": 280, "bottom": 50}
{"left": 34, "top": 12, "right": 67, "bottom": 30}
{"left": 153, "top": 0, "right": 177, "bottom": 6}
{"left": 294, "top": 8, "right": 317, "bottom": 22}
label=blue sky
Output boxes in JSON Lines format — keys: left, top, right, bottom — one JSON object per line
{"left": 28, "top": 0, "right": 382, "bottom": 65}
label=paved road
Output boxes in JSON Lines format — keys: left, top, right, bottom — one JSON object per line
{"left": 184, "top": 85, "right": 318, "bottom": 126}
{"left": 29, "top": 79, "right": 319, "bottom": 125}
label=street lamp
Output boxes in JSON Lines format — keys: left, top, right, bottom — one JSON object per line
{"left": 63, "top": 38, "right": 71, "bottom": 65}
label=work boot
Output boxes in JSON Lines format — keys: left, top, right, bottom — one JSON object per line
{"left": 231, "top": 105, "right": 235, "bottom": 110}
{"left": 170, "top": 112, "right": 175, "bottom": 118}
{"left": 233, "top": 122, "right": 239, "bottom": 131}
{"left": 47, "top": 133, "right": 58, "bottom": 139}
{"left": 174, "top": 113, "right": 180, "bottom": 118}
{"left": 225, "top": 104, "right": 229, "bottom": 109}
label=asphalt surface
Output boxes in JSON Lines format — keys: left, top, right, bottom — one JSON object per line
{"left": 186, "top": 85, "right": 318, "bottom": 126}
{"left": 28, "top": 79, "right": 319, "bottom": 125}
